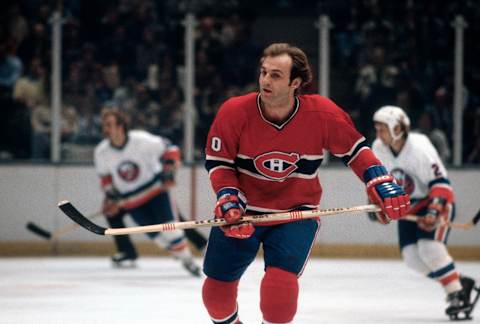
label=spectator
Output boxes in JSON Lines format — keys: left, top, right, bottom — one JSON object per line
{"left": 135, "top": 26, "right": 167, "bottom": 81}
{"left": 414, "top": 110, "right": 451, "bottom": 163}
{"left": 466, "top": 136, "right": 480, "bottom": 164}
{"left": 354, "top": 45, "right": 399, "bottom": 140}
{"left": 5, "top": 3, "right": 29, "bottom": 46}
{"left": 13, "top": 56, "right": 46, "bottom": 108}
{"left": 17, "top": 22, "right": 49, "bottom": 67}
{"left": 394, "top": 74, "right": 425, "bottom": 126}
{"left": 427, "top": 87, "right": 454, "bottom": 144}
{"left": 30, "top": 103, "right": 78, "bottom": 160}
{"left": 0, "top": 39, "right": 27, "bottom": 159}
{"left": 0, "top": 40, "right": 23, "bottom": 96}
{"left": 466, "top": 107, "right": 480, "bottom": 164}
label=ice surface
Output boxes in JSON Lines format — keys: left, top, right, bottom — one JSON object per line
{"left": 0, "top": 257, "right": 478, "bottom": 323}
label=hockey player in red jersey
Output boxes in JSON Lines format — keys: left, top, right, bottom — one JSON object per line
{"left": 202, "top": 43, "right": 410, "bottom": 323}
{"left": 371, "top": 106, "right": 478, "bottom": 320}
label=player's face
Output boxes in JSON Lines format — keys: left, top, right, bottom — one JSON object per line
{"left": 259, "top": 54, "right": 298, "bottom": 104}
{"left": 374, "top": 122, "right": 393, "bottom": 146}
{"left": 102, "top": 114, "right": 124, "bottom": 143}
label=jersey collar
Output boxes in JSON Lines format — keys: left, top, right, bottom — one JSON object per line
{"left": 110, "top": 133, "right": 129, "bottom": 150}
{"left": 256, "top": 93, "right": 299, "bottom": 130}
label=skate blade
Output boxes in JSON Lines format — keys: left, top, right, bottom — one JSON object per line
{"left": 182, "top": 264, "right": 201, "bottom": 277}
{"left": 111, "top": 260, "right": 137, "bottom": 269}
{"left": 448, "top": 306, "right": 474, "bottom": 321}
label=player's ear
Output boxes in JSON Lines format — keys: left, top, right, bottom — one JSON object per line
{"left": 290, "top": 77, "right": 301, "bottom": 90}
{"left": 393, "top": 124, "right": 402, "bottom": 136}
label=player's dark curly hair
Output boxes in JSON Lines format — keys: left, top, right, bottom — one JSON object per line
{"left": 261, "top": 43, "right": 313, "bottom": 94}
{"left": 100, "top": 107, "right": 129, "bottom": 133}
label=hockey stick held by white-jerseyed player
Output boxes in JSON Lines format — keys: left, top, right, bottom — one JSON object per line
{"left": 26, "top": 211, "right": 102, "bottom": 240}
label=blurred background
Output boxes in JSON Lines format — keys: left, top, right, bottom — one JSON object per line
{"left": 0, "top": 0, "right": 479, "bottom": 258}
{"left": 1, "top": 0, "right": 480, "bottom": 164}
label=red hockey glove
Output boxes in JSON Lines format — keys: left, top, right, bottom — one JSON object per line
{"left": 214, "top": 189, "right": 254, "bottom": 239}
{"left": 220, "top": 222, "right": 255, "bottom": 239}
{"left": 364, "top": 166, "right": 410, "bottom": 224}
{"left": 418, "top": 197, "right": 447, "bottom": 231}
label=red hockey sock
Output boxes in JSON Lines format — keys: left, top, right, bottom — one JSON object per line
{"left": 260, "top": 267, "right": 299, "bottom": 323}
{"left": 202, "top": 277, "right": 240, "bottom": 323}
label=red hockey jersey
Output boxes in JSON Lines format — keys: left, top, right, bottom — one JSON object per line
{"left": 205, "top": 92, "right": 380, "bottom": 213}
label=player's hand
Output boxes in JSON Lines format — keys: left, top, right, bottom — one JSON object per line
{"left": 102, "top": 199, "right": 122, "bottom": 217}
{"left": 418, "top": 214, "right": 439, "bottom": 231}
{"left": 418, "top": 197, "right": 446, "bottom": 231}
{"left": 160, "top": 158, "right": 178, "bottom": 188}
{"left": 220, "top": 222, "right": 255, "bottom": 239}
{"left": 364, "top": 166, "right": 410, "bottom": 224}
{"left": 214, "top": 189, "right": 254, "bottom": 239}
{"left": 160, "top": 169, "right": 175, "bottom": 188}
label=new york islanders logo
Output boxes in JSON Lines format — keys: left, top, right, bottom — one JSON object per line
{"left": 391, "top": 168, "right": 414, "bottom": 195}
{"left": 253, "top": 151, "right": 300, "bottom": 180}
{"left": 117, "top": 161, "right": 140, "bottom": 182}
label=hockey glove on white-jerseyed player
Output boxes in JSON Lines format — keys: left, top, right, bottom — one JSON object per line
{"left": 159, "top": 159, "right": 176, "bottom": 188}
{"left": 102, "top": 188, "right": 123, "bottom": 217}
{"left": 364, "top": 165, "right": 410, "bottom": 224}
{"left": 418, "top": 196, "right": 447, "bottom": 231}
{"left": 214, "top": 188, "right": 254, "bottom": 239}
{"left": 160, "top": 145, "right": 181, "bottom": 188}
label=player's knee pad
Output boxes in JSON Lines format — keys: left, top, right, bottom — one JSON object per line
{"left": 401, "top": 244, "right": 430, "bottom": 275}
{"left": 202, "top": 277, "right": 239, "bottom": 322}
{"left": 260, "top": 266, "right": 298, "bottom": 323}
{"left": 417, "top": 239, "right": 452, "bottom": 270}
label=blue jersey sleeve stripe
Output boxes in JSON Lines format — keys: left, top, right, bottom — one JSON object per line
{"left": 205, "top": 159, "right": 236, "bottom": 173}
{"left": 428, "top": 177, "right": 451, "bottom": 188}
{"left": 341, "top": 140, "right": 370, "bottom": 166}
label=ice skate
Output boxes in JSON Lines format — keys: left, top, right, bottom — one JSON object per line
{"left": 111, "top": 252, "right": 138, "bottom": 268}
{"left": 446, "top": 276, "right": 479, "bottom": 320}
{"left": 182, "top": 258, "right": 201, "bottom": 277}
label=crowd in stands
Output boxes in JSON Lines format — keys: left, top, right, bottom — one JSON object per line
{"left": 326, "top": 0, "right": 480, "bottom": 164}
{"left": 0, "top": 0, "right": 479, "bottom": 164}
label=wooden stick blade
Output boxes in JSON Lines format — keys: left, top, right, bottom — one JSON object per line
{"left": 26, "top": 222, "right": 52, "bottom": 240}
{"left": 472, "top": 209, "right": 480, "bottom": 225}
{"left": 58, "top": 201, "right": 107, "bottom": 236}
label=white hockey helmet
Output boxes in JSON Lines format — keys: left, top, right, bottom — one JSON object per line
{"left": 373, "top": 105, "right": 411, "bottom": 141}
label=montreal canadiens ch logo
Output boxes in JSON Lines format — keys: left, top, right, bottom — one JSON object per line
{"left": 253, "top": 151, "right": 300, "bottom": 180}
{"left": 117, "top": 161, "right": 140, "bottom": 182}
{"left": 391, "top": 168, "right": 414, "bottom": 195}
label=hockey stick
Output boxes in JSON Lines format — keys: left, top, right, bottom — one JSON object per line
{"left": 58, "top": 200, "right": 381, "bottom": 236}
{"left": 26, "top": 211, "right": 102, "bottom": 240}
{"left": 179, "top": 212, "right": 208, "bottom": 250}
{"left": 403, "top": 208, "right": 480, "bottom": 230}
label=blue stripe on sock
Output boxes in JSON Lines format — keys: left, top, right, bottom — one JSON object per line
{"left": 212, "top": 311, "right": 238, "bottom": 324}
{"left": 427, "top": 262, "right": 455, "bottom": 279}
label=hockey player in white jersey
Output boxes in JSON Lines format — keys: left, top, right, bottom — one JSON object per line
{"left": 371, "top": 106, "right": 478, "bottom": 320}
{"left": 94, "top": 107, "right": 202, "bottom": 276}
